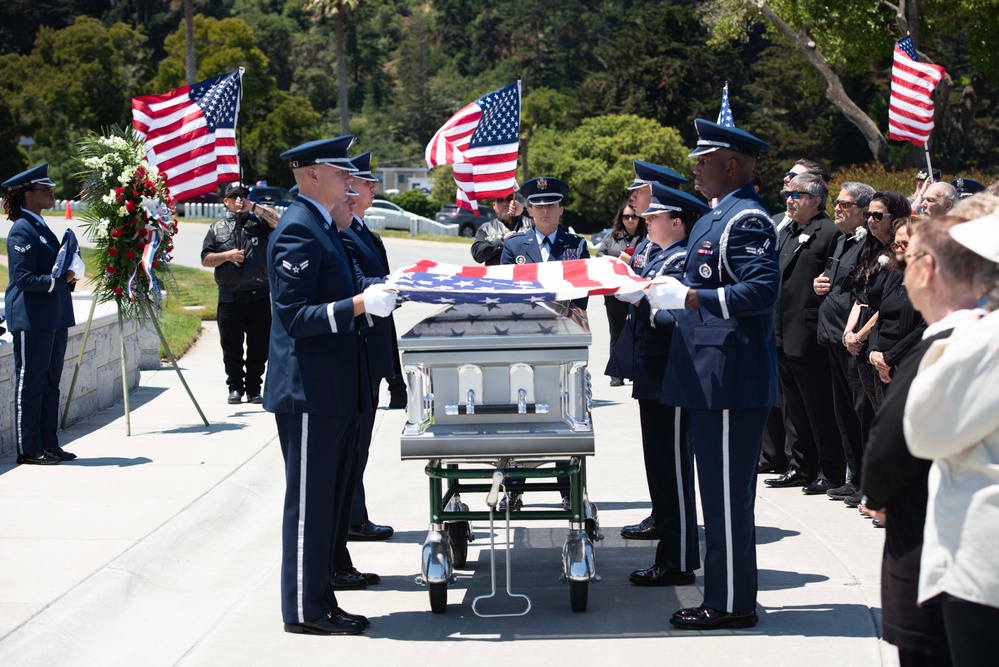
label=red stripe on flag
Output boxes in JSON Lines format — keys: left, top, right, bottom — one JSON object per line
{"left": 511, "top": 263, "right": 540, "bottom": 282}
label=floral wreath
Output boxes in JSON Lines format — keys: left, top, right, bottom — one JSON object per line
{"left": 77, "top": 125, "right": 177, "bottom": 321}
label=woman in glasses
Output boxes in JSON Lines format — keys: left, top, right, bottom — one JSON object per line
{"left": 597, "top": 201, "right": 647, "bottom": 387}
{"left": 2, "top": 163, "right": 78, "bottom": 465}
{"left": 842, "top": 191, "right": 911, "bottom": 410}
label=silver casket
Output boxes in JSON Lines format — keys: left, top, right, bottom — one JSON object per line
{"left": 399, "top": 302, "right": 594, "bottom": 460}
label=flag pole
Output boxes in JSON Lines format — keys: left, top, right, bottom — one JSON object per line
{"left": 237, "top": 67, "right": 245, "bottom": 186}
{"left": 923, "top": 144, "right": 935, "bottom": 184}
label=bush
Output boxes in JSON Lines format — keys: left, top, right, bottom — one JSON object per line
{"left": 827, "top": 163, "right": 999, "bottom": 216}
{"left": 387, "top": 189, "right": 438, "bottom": 219}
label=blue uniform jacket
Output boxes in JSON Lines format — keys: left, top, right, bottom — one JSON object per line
{"left": 631, "top": 239, "right": 688, "bottom": 400}
{"left": 3, "top": 212, "right": 75, "bottom": 331}
{"left": 340, "top": 215, "right": 398, "bottom": 384}
{"left": 263, "top": 198, "right": 365, "bottom": 416}
{"left": 661, "top": 185, "right": 780, "bottom": 410}
{"left": 499, "top": 227, "right": 591, "bottom": 310}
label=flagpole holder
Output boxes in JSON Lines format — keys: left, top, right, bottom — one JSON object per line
{"left": 61, "top": 296, "right": 209, "bottom": 435}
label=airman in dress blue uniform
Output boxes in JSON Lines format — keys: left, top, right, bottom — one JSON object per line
{"left": 616, "top": 183, "right": 710, "bottom": 588}
{"left": 336, "top": 152, "right": 395, "bottom": 553}
{"left": 500, "top": 176, "right": 589, "bottom": 509}
{"left": 649, "top": 119, "right": 779, "bottom": 630}
{"left": 264, "top": 136, "right": 397, "bottom": 636}
{"left": 2, "top": 164, "right": 78, "bottom": 465}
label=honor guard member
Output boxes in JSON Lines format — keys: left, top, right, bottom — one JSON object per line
{"left": 3, "top": 164, "right": 78, "bottom": 465}
{"left": 614, "top": 183, "right": 708, "bottom": 586}
{"left": 619, "top": 159, "right": 691, "bottom": 540}
{"left": 500, "top": 176, "right": 589, "bottom": 510}
{"left": 649, "top": 119, "right": 779, "bottom": 630}
{"left": 264, "top": 136, "right": 397, "bottom": 636}
{"left": 337, "top": 152, "right": 397, "bottom": 546}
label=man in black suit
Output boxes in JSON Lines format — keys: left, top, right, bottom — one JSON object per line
{"left": 765, "top": 173, "right": 846, "bottom": 493}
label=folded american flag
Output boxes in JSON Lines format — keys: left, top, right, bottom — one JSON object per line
{"left": 389, "top": 257, "right": 649, "bottom": 305}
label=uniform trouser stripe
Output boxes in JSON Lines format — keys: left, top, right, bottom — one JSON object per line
{"left": 15, "top": 332, "right": 26, "bottom": 455}
{"left": 673, "top": 406, "right": 688, "bottom": 572}
{"left": 296, "top": 413, "right": 309, "bottom": 623}
{"left": 722, "top": 409, "right": 734, "bottom": 612}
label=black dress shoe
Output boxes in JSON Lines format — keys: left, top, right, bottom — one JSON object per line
{"left": 388, "top": 393, "right": 407, "bottom": 409}
{"left": 347, "top": 520, "right": 394, "bottom": 541}
{"left": 331, "top": 570, "right": 368, "bottom": 590}
{"left": 764, "top": 469, "right": 809, "bottom": 488}
{"left": 342, "top": 566, "right": 381, "bottom": 586}
{"left": 44, "top": 447, "right": 77, "bottom": 461}
{"left": 803, "top": 478, "right": 838, "bottom": 495}
{"left": 284, "top": 612, "right": 363, "bottom": 635}
{"left": 246, "top": 393, "right": 263, "bottom": 404}
{"left": 826, "top": 482, "right": 858, "bottom": 500}
{"left": 843, "top": 489, "right": 865, "bottom": 507}
{"left": 621, "top": 515, "right": 657, "bottom": 540}
{"left": 756, "top": 462, "right": 777, "bottom": 474}
{"left": 17, "top": 453, "right": 61, "bottom": 465}
{"left": 630, "top": 564, "right": 696, "bottom": 587}
{"left": 669, "top": 604, "right": 759, "bottom": 630}
{"left": 334, "top": 607, "right": 370, "bottom": 628}
{"left": 609, "top": 377, "right": 624, "bottom": 387}
{"left": 227, "top": 390, "right": 243, "bottom": 404}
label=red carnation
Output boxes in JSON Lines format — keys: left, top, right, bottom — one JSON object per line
{"left": 152, "top": 261, "right": 158, "bottom": 269}
{"left": 106, "top": 265, "right": 116, "bottom": 274}
{"left": 624, "top": 247, "right": 635, "bottom": 256}
{"left": 125, "top": 250, "right": 136, "bottom": 260}
{"left": 137, "top": 228, "right": 148, "bottom": 238}
{"left": 107, "top": 247, "right": 119, "bottom": 256}
{"left": 113, "top": 287, "right": 123, "bottom": 295}
{"left": 110, "top": 227, "right": 122, "bottom": 238}
{"left": 125, "top": 200, "right": 137, "bottom": 214}
{"left": 144, "top": 179, "right": 154, "bottom": 191}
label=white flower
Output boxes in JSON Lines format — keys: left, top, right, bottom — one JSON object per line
{"left": 102, "top": 193, "right": 116, "bottom": 205}
{"left": 878, "top": 255, "right": 890, "bottom": 267}
{"left": 797, "top": 233, "right": 811, "bottom": 245}
{"left": 851, "top": 227, "right": 868, "bottom": 241}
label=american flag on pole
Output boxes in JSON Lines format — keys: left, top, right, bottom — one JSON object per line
{"left": 388, "top": 257, "right": 649, "bottom": 305}
{"left": 131, "top": 69, "right": 243, "bottom": 202}
{"left": 717, "top": 82, "right": 734, "bottom": 127}
{"left": 425, "top": 81, "right": 521, "bottom": 212}
{"left": 888, "top": 37, "right": 946, "bottom": 147}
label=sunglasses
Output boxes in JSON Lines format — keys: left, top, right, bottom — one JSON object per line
{"left": 621, "top": 214, "right": 639, "bottom": 220}
{"left": 865, "top": 211, "right": 890, "bottom": 221}
{"left": 785, "top": 191, "right": 815, "bottom": 200}
{"left": 785, "top": 170, "right": 801, "bottom": 179}
{"left": 833, "top": 199, "right": 858, "bottom": 208}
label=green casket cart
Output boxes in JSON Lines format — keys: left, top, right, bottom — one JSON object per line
{"left": 400, "top": 302, "right": 600, "bottom": 615}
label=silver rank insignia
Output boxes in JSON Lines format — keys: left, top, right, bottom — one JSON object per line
{"left": 281, "top": 259, "right": 309, "bottom": 275}
{"left": 13, "top": 244, "right": 30, "bottom": 253}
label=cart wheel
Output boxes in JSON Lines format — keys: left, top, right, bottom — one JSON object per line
{"left": 568, "top": 579, "right": 588, "bottom": 612}
{"left": 429, "top": 581, "right": 448, "bottom": 614}
{"left": 584, "top": 518, "right": 598, "bottom": 543}
{"left": 447, "top": 521, "right": 469, "bottom": 568}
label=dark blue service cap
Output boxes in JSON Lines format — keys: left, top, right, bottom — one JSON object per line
{"left": 628, "top": 160, "right": 688, "bottom": 190}
{"left": 350, "top": 152, "right": 379, "bottom": 182}
{"left": 641, "top": 182, "right": 710, "bottom": 217}
{"left": 280, "top": 136, "right": 358, "bottom": 171}
{"left": 521, "top": 176, "right": 569, "bottom": 205}
{"left": 952, "top": 177, "right": 985, "bottom": 198}
{"left": 2, "top": 163, "right": 56, "bottom": 189}
{"left": 688, "top": 119, "right": 769, "bottom": 158}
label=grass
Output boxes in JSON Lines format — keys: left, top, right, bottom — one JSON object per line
{"left": 2, "top": 238, "right": 216, "bottom": 360}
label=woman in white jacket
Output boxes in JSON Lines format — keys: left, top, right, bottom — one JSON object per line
{"left": 904, "top": 206, "right": 999, "bottom": 667}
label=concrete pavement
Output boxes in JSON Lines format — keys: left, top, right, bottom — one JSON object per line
{"left": 0, "top": 232, "right": 896, "bottom": 666}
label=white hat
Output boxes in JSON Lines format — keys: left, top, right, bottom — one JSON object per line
{"left": 949, "top": 211, "right": 999, "bottom": 264}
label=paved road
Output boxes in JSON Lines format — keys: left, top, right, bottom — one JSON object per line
{"left": 0, "top": 220, "right": 895, "bottom": 666}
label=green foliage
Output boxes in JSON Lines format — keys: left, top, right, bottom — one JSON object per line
{"left": 828, "top": 163, "right": 999, "bottom": 213}
{"left": 529, "top": 114, "right": 691, "bottom": 231}
{"left": 429, "top": 165, "right": 457, "bottom": 207}
{"left": 388, "top": 189, "right": 437, "bottom": 218}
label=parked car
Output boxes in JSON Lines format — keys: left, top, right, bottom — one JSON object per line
{"left": 366, "top": 199, "right": 422, "bottom": 231}
{"left": 248, "top": 186, "right": 294, "bottom": 208}
{"left": 589, "top": 228, "right": 612, "bottom": 247}
{"left": 434, "top": 203, "right": 496, "bottom": 238}
{"left": 174, "top": 191, "right": 221, "bottom": 215}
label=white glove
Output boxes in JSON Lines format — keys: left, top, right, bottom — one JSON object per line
{"left": 362, "top": 284, "right": 397, "bottom": 318}
{"left": 614, "top": 288, "right": 644, "bottom": 305}
{"left": 648, "top": 277, "right": 689, "bottom": 310}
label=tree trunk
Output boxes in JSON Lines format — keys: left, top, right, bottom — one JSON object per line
{"left": 184, "top": 0, "right": 196, "bottom": 85}
{"left": 335, "top": 1, "right": 349, "bottom": 135}
{"left": 757, "top": 2, "right": 889, "bottom": 163}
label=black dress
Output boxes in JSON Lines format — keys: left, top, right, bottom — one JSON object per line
{"left": 866, "top": 271, "right": 926, "bottom": 384}
{"left": 862, "top": 331, "right": 952, "bottom": 663}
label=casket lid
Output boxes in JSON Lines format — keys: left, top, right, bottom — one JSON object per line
{"left": 399, "top": 302, "right": 590, "bottom": 351}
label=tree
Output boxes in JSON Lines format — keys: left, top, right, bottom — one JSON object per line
{"left": 529, "top": 114, "right": 691, "bottom": 230}
{"left": 303, "top": 0, "right": 360, "bottom": 135}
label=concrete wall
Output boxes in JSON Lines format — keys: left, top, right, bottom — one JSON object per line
{"left": 0, "top": 293, "right": 142, "bottom": 457}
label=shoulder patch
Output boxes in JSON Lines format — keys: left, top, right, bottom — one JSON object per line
{"left": 281, "top": 259, "right": 309, "bottom": 275}
{"left": 13, "top": 243, "right": 30, "bottom": 253}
